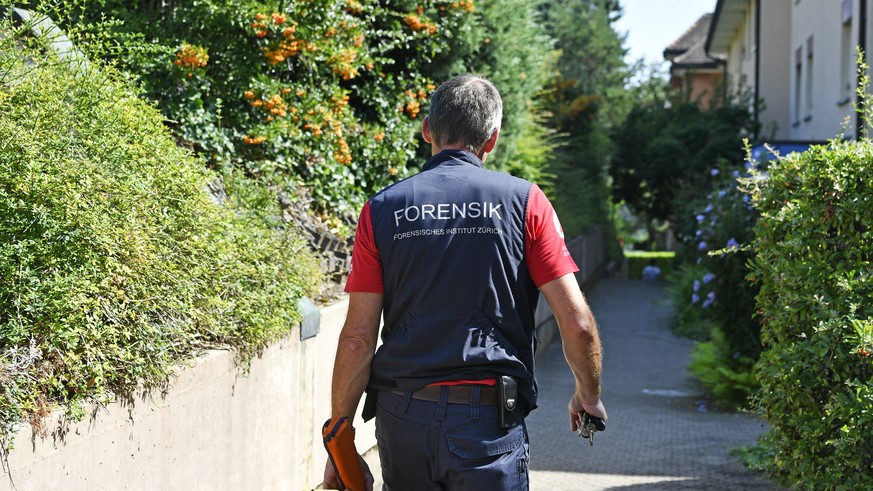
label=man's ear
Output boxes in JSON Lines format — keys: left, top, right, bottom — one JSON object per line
{"left": 421, "top": 116, "right": 432, "bottom": 144}
{"left": 482, "top": 129, "right": 499, "bottom": 153}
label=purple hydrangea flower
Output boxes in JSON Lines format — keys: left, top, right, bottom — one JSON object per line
{"left": 691, "top": 294, "right": 700, "bottom": 304}
{"left": 693, "top": 280, "right": 701, "bottom": 292}
{"left": 703, "top": 273, "right": 716, "bottom": 284}
{"left": 726, "top": 238, "right": 739, "bottom": 250}
{"left": 698, "top": 241, "right": 708, "bottom": 251}
{"left": 702, "top": 291, "right": 716, "bottom": 308}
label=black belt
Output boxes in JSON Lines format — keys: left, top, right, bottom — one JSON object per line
{"left": 393, "top": 385, "right": 498, "bottom": 405}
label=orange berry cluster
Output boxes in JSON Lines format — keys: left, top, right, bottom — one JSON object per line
{"left": 345, "top": 0, "right": 364, "bottom": 15}
{"left": 251, "top": 12, "right": 310, "bottom": 64}
{"left": 398, "top": 87, "right": 431, "bottom": 118}
{"left": 246, "top": 91, "right": 290, "bottom": 119}
{"left": 330, "top": 48, "right": 360, "bottom": 80}
{"left": 450, "top": 1, "right": 476, "bottom": 13}
{"left": 403, "top": 14, "right": 437, "bottom": 34}
{"left": 242, "top": 87, "right": 356, "bottom": 164}
{"left": 174, "top": 43, "right": 209, "bottom": 76}
{"left": 334, "top": 138, "right": 352, "bottom": 165}
{"left": 243, "top": 135, "right": 266, "bottom": 145}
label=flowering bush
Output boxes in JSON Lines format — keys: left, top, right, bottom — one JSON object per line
{"left": 66, "top": 0, "right": 506, "bottom": 217}
{"left": 669, "top": 164, "right": 761, "bottom": 408}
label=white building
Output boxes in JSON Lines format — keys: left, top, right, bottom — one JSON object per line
{"left": 706, "top": 0, "right": 870, "bottom": 144}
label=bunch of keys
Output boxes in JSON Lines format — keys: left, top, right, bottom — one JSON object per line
{"left": 576, "top": 412, "right": 606, "bottom": 447}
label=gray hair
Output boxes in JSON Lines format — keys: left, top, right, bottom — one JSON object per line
{"left": 427, "top": 75, "right": 503, "bottom": 153}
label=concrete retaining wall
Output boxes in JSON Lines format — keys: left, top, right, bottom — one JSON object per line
{"left": 1, "top": 232, "right": 606, "bottom": 491}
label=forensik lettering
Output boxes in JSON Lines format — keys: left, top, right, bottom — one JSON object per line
{"left": 393, "top": 201, "right": 503, "bottom": 227}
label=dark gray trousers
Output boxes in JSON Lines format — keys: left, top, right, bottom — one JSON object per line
{"left": 375, "top": 388, "right": 530, "bottom": 490}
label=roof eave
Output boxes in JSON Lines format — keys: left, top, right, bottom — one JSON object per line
{"left": 706, "top": 0, "right": 750, "bottom": 55}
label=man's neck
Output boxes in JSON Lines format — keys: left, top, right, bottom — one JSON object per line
{"left": 432, "top": 143, "right": 486, "bottom": 162}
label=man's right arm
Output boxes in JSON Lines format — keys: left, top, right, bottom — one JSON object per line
{"left": 539, "top": 273, "right": 607, "bottom": 430}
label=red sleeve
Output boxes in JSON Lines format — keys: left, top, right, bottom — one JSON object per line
{"left": 525, "top": 185, "right": 579, "bottom": 287}
{"left": 344, "top": 201, "right": 384, "bottom": 293}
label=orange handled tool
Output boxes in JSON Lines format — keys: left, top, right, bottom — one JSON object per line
{"left": 322, "top": 416, "right": 367, "bottom": 491}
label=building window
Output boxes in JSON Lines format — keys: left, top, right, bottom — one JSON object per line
{"left": 840, "top": 0, "right": 853, "bottom": 105}
{"left": 805, "top": 36, "right": 814, "bottom": 118}
{"left": 794, "top": 46, "right": 803, "bottom": 126}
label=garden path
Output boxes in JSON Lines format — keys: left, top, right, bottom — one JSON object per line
{"left": 526, "top": 278, "right": 788, "bottom": 490}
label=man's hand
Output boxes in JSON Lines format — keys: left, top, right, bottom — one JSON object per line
{"left": 322, "top": 455, "right": 374, "bottom": 491}
{"left": 569, "top": 393, "right": 607, "bottom": 433}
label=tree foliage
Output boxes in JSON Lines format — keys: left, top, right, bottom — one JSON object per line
{"left": 610, "top": 97, "right": 759, "bottom": 229}
{"left": 539, "top": 0, "right": 629, "bottom": 238}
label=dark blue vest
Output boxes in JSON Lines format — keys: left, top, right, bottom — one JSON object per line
{"left": 367, "top": 150, "right": 540, "bottom": 411}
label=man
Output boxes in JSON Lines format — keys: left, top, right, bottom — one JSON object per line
{"left": 324, "top": 74, "right": 606, "bottom": 490}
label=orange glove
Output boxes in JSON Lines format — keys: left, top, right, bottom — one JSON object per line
{"left": 322, "top": 416, "right": 367, "bottom": 491}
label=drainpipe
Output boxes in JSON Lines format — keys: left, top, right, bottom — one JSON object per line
{"left": 858, "top": 0, "right": 868, "bottom": 140}
{"left": 754, "top": 0, "right": 761, "bottom": 141}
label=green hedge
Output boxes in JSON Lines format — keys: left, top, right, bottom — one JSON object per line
{"left": 748, "top": 140, "right": 873, "bottom": 488}
{"left": 623, "top": 250, "right": 674, "bottom": 280}
{"left": 0, "top": 17, "right": 319, "bottom": 446}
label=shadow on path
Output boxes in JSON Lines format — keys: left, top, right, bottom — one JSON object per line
{"left": 526, "top": 279, "right": 787, "bottom": 490}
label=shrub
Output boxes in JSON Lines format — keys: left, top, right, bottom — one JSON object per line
{"left": 665, "top": 263, "right": 719, "bottom": 342}
{"left": 689, "top": 328, "right": 758, "bottom": 410}
{"left": 0, "top": 11, "right": 320, "bottom": 449}
{"left": 684, "top": 168, "right": 761, "bottom": 359}
{"left": 623, "top": 250, "right": 674, "bottom": 280}
{"left": 747, "top": 139, "right": 873, "bottom": 488}
{"left": 665, "top": 163, "right": 761, "bottom": 409}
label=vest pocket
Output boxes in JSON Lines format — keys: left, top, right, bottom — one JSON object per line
{"left": 373, "top": 305, "right": 520, "bottom": 383}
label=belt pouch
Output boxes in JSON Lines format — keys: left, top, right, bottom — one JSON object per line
{"left": 498, "top": 375, "right": 519, "bottom": 428}
{"left": 361, "top": 389, "right": 377, "bottom": 422}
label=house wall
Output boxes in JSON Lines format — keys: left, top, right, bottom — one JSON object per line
{"left": 713, "top": 0, "right": 869, "bottom": 142}
{"left": 670, "top": 69, "right": 723, "bottom": 109}
{"left": 723, "top": 2, "right": 755, "bottom": 100}
{"left": 691, "top": 71, "right": 724, "bottom": 108}
{"left": 789, "top": 0, "right": 859, "bottom": 140}
{"left": 759, "top": 0, "right": 792, "bottom": 140}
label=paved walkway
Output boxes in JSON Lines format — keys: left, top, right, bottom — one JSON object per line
{"left": 525, "top": 279, "right": 786, "bottom": 490}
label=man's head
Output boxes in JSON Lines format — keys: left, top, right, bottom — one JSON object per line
{"left": 425, "top": 75, "right": 503, "bottom": 155}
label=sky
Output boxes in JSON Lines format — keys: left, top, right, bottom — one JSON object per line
{"left": 614, "top": 0, "right": 719, "bottom": 70}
